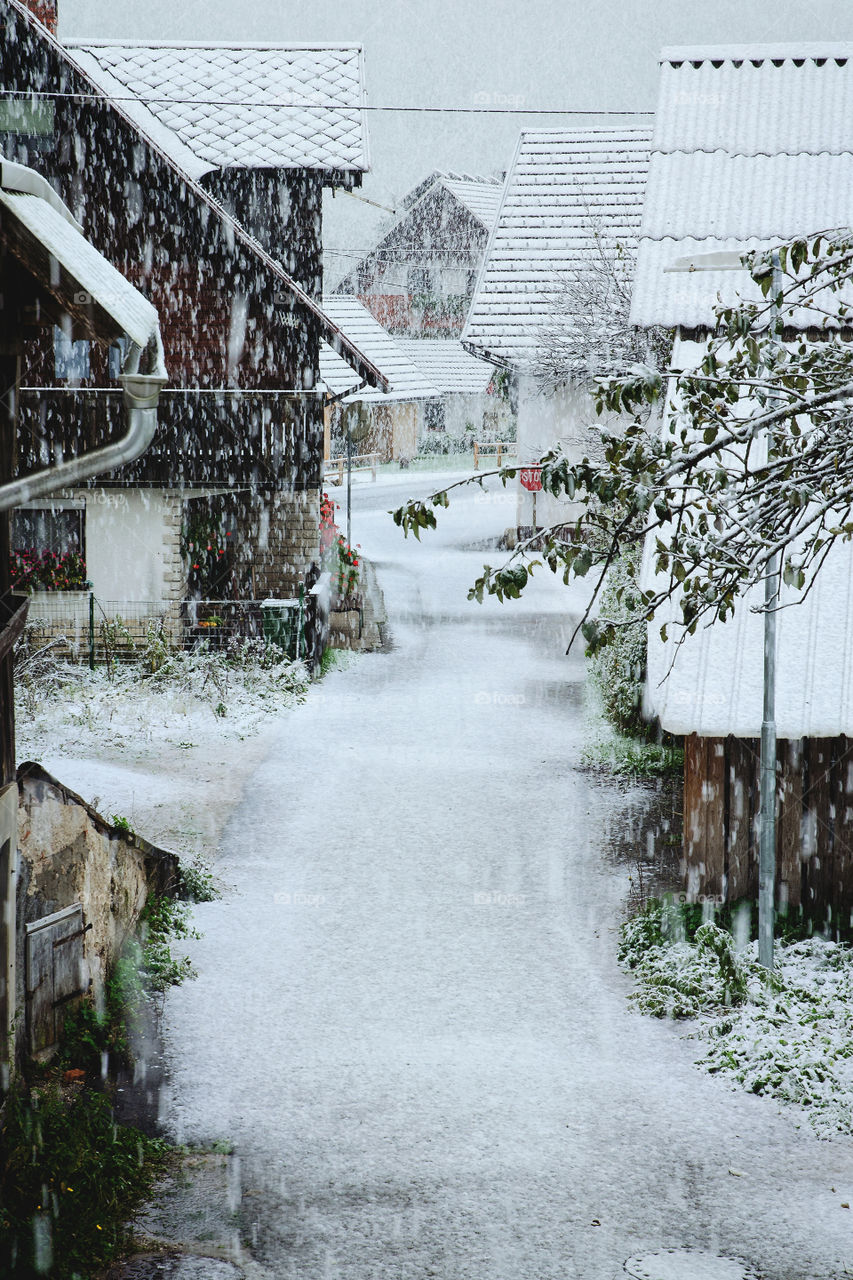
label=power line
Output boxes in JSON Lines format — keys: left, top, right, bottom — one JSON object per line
{"left": 0, "top": 88, "right": 653, "bottom": 116}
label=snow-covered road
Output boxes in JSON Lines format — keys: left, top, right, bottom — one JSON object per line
{"left": 161, "top": 478, "right": 853, "bottom": 1280}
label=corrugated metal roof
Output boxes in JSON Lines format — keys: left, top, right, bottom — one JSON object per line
{"left": 64, "top": 40, "right": 369, "bottom": 175}
{"left": 463, "top": 129, "right": 651, "bottom": 371}
{"left": 632, "top": 45, "right": 853, "bottom": 328}
{"left": 319, "top": 296, "right": 440, "bottom": 401}
{"left": 397, "top": 339, "right": 496, "bottom": 395}
{"left": 645, "top": 538, "right": 853, "bottom": 739}
{"left": 0, "top": 189, "right": 159, "bottom": 349}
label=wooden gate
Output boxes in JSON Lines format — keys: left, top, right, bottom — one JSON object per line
{"left": 26, "top": 904, "right": 90, "bottom": 1057}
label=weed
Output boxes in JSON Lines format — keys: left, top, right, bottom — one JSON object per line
{"left": 139, "top": 894, "right": 199, "bottom": 994}
{"left": 0, "top": 1083, "right": 170, "bottom": 1277}
{"left": 178, "top": 855, "right": 220, "bottom": 903}
{"left": 111, "top": 814, "right": 134, "bottom": 839}
{"left": 582, "top": 735, "right": 684, "bottom": 778}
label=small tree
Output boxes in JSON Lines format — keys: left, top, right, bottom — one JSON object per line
{"left": 394, "top": 231, "right": 853, "bottom": 655}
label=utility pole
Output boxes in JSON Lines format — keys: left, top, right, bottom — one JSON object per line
{"left": 757, "top": 249, "right": 784, "bottom": 970}
{"left": 665, "top": 248, "right": 784, "bottom": 968}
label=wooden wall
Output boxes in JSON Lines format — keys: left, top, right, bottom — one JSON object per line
{"left": 684, "top": 733, "right": 853, "bottom": 926}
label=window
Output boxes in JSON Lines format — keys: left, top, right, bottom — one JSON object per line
{"left": 54, "top": 326, "right": 90, "bottom": 382}
{"left": 12, "top": 507, "right": 84, "bottom": 558}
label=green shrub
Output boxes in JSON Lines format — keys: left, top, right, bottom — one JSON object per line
{"left": 588, "top": 547, "right": 650, "bottom": 737}
{"left": 0, "top": 1084, "right": 169, "bottom": 1277}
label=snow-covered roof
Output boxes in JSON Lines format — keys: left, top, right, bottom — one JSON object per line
{"left": 0, "top": 174, "right": 159, "bottom": 350}
{"left": 319, "top": 297, "right": 440, "bottom": 402}
{"left": 64, "top": 40, "right": 369, "bottom": 178}
{"left": 396, "top": 339, "right": 496, "bottom": 395}
{"left": 462, "top": 129, "right": 652, "bottom": 371}
{"left": 400, "top": 171, "right": 504, "bottom": 232}
{"left": 435, "top": 175, "right": 504, "bottom": 232}
{"left": 646, "top": 538, "right": 853, "bottom": 739}
{"left": 632, "top": 45, "right": 853, "bottom": 328}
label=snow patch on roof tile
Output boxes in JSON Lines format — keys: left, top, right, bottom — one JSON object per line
{"left": 396, "top": 339, "right": 497, "bottom": 395}
{"left": 64, "top": 39, "right": 369, "bottom": 174}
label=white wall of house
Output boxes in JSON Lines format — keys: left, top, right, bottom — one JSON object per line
{"left": 514, "top": 377, "right": 592, "bottom": 528}
{"left": 83, "top": 488, "right": 184, "bottom": 603}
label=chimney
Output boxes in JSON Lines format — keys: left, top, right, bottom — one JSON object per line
{"left": 21, "top": 1, "right": 57, "bottom": 35}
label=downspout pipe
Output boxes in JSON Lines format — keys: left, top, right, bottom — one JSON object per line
{"left": 0, "top": 347, "right": 167, "bottom": 512}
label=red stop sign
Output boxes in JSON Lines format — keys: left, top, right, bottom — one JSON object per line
{"left": 520, "top": 467, "right": 542, "bottom": 492}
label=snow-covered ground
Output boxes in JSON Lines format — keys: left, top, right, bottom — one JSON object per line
{"left": 26, "top": 471, "right": 853, "bottom": 1279}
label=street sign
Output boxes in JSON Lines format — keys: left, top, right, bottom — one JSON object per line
{"left": 520, "top": 467, "right": 542, "bottom": 492}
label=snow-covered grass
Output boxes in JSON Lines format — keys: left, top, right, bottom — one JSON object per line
{"left": 621, "top": 900, "right": 853, "bottom": 1137}
{"left": 15, "top": 639, "right": 314, "bottom": 862}
{"left": 17, "top": 638, "right": 309, "bottom": 749}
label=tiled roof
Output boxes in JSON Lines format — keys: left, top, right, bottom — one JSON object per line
{"left": 632, "top": 45, "right": 853, "bottom": 328}
{"left": 437, "top": 176, "right": 504, "bottom": 232}
{"left": 397, "top": 339, "right": 496, "bottom": 395}
{"left": 64, "top": 40, "right": 369, "bottom": 176}
{"left": 319, "top": 297, "right": 440, "bottom": 401}
{"left": 0, "top": 0, "right": 386, "bottom": 388}
{"left": 462, "top": 129, "right": 651, "bottom": 371}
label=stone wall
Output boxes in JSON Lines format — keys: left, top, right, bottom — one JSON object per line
{"left": 238, "top": 487, "right": 320, "bottom": 599}
{"left": 14, "top": 763, "right": 179, "bottom": 1064}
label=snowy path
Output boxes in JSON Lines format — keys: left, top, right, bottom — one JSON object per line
{"left": 162, "top": 481, "right": 853, "bottom": 1280}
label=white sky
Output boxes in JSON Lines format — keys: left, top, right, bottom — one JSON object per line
{"left": 59, "top": 0, "right": 853, "bottom": 280}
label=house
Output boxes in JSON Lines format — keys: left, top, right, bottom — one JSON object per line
{"left": 333, "top": 172, "right": 504, "bottom": 336}
{"left": 631, "top": 43, "right": 853, "bottom": 922}
{"left": 396, "top": 338, "right": 511, "bottom": 440}
{"left": 1, "top": 0, "right": 385, "bottom": 641}
{"left": 462, "top": 128, "right": 652, "bottom": 539}
{"left": 0, "top": 154, "right": 175, "bottom": 1070}
{"left": 319, "top": 296, "right": 439, "bottom": 462}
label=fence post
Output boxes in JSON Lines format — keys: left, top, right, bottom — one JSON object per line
{"left": 497, "top": 442, "right": 503, "bottom": 467}
{"left": 88, "top": 592, "right": 95, "bottom": 671}
{"left": 474, "top": 441, "right": 480, "bottom": 470}
{"left": 371, "top": 453, "right": 377, "bottom": 481}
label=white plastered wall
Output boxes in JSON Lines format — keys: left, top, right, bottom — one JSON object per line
{"left": 83, "top": 488, "right": 184, "bottom": 603}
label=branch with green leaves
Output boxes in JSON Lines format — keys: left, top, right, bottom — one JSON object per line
{"left": 394, "top": 231, "right": 853, "bottom": 656}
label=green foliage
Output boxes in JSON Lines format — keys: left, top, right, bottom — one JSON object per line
{"left": 582, "top": 736, "right": 684, "bottom": 777}
{"left": 139, "top": 894, "right": 199, "bottom": 994}
{"left": 111, "top": 814, "right": 134, "bottom": 839}
{"left": 142, "top": 619, "right": 172, "bottom": 674}
{"left": 0, "top": 1083, "right": 169, "bottom": 1278}
{"left": 587, "top": 548, "right": 649, "bottom": 736}
{"left": 98, "top": 615, "right": 133, "bottom": 678}
{"left": 393, "top": 232, "right": 853, "bottom": 656}
{"left": 178, "top": 855, "right": 219, "bottom": 904}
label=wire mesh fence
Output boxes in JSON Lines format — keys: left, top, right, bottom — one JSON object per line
{"left": 18, "top": 593, "right": 311, "bottom": 667}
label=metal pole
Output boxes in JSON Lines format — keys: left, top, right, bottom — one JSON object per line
{"left": 89, "top": 590, "right": 95, "bottom": 671}
{"left": 758, "top": 250, "right": 783, "bottom": 970}
{"left": 346, "top": 422, "right": 352, "bottom": 548}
